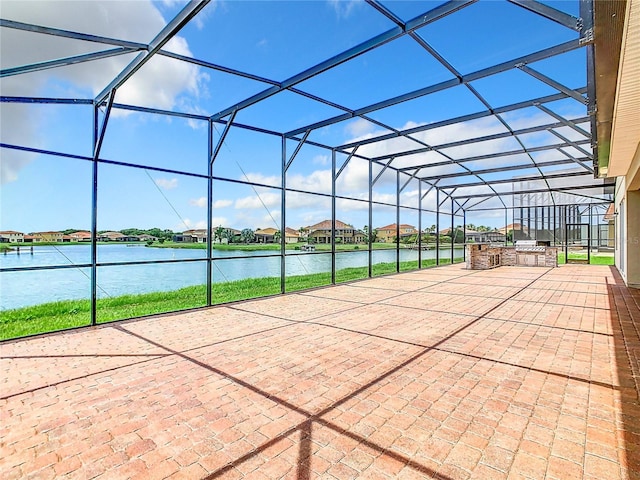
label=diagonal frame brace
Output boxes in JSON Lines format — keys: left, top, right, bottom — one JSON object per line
{"left": 507, "top": 0, "right": 581, "bottom": 31}
{"left": 518, "top": 64, "right": 588, "bottom": 104}
{"left": 335, "top": 146, "right": 359, "bottom": 180}
{"left": 94, "top": 89, "right": 116, "bottom": 160}
{"left": 210, "top": 110, "right": 238, "bottom": 165}
{"left": 284, "top": 130, "right": 311, "bottom": 172}
{"left": 95, "top": 0, "right": 210, "bottom": 105}
{"left": 372, "top": 158, "right": 395, "bottom": 186}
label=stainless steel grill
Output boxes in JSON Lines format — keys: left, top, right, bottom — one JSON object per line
{"left": 515, "top": 240, "right": 546, "bottom": 252}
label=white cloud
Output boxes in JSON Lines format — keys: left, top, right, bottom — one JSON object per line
{"left": 213, "top": 199, "right": 233, "bottom": 208}
{"left": 0, "top": 105, "right": 40, "bottom": 184}
{"left": 155, "top": 178, "right": 178, "bottom": 190}
{"left": 189, "top": 198, "right": 233, "bottom": 209}
{"left": 312, "top": 154, "right": 329, "bottom": 166}
{"left": 242, "top": 172, "right": 281, "bottom": 188}
{"left": 328, "top": 0, "right": 362, "bottom": 19}
{"left": 288, "top": 170, "right": 332, "bottom": 193}
{"left": 0, "top": 0, "right": 208, "bottom": 182}
{"left": 345, "top": 118, "right": 376, "bottom": 137}
{"left": 178, "top": 218, "right": 207, "bottom": 230}
{"left": 177, "top": 216, "right": 228, "bottom": 231}
{"left": 211, "top": 216, "right": 228, "bottom": 227}
{"left": 189, "top": 197, "right": 207, "bottom": 208}
{"left": 235, "top": 192, "right": 280, "bottom": 210}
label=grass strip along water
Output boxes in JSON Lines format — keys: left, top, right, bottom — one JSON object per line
{"left": 1, "top": 258, "right": 462, "bottom": 340}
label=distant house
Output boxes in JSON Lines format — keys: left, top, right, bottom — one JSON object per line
{"left": 255, "top": 227, "right": 278, "bottom": 243}
{"left": 99, "top": 231, "right": 126, "bottom": 241}
{"left": 62, "top": 235, "right": 73, "bottom": 243}
{"left": 173, "top": 229, "right": 207, "bottom": 243}
{"left": 30, "top": 231, "right": 63, "bottom": 242}
{"left": 69, "top": 231, "right": 92, "bottom": 242}
{"left": 284, "top": 227, "right": 300, "bottom": 244}
{"left": 465, "top": 229, "right": 506, "bottom": 243}
{"left": 214, "top": 227, "right": 241, "bottom": 244}
{"left": 497, "top": 223, "right": 528, "bottom": 235}
{"left": 0, "top": 231, "right": 24, "bottom": 243}
{"left": 376, "top": 224, "right": 417, "bottom": 243}
{"left": 138, "top": 234, "right": 158, "bottom": 242}
{"left": 306, "top": 220, "right": 364, "bottom": 244}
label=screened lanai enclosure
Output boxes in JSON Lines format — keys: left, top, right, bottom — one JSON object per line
{"left": 0, "top": 0, "right": 615, "bottom": 338}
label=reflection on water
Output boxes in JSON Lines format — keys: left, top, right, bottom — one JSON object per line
{"left": 0, "top": 244, "right": 461, "bottom": 309}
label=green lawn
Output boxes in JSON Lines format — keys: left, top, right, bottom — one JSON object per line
{"left": 0, "top": 257, "right": 463, "bottom": 340}
{"left": 557, "top": 251, "right": 614, "bottom": 265}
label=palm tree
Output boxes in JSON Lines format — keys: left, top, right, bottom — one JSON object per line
{"left": 214, "top": 225, "right": 225, "bottom": 244}
{"left": 274, "top": 229, "right": 281, "bottom": 243}
{"left": 363, "top": 225, "right": 378, "bottom": 243}
{"left": 240, "top": 228, "right": 255, "bottom": 244}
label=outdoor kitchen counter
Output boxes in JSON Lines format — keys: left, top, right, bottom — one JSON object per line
{"left": 466, "top": 243, "right": 558, "bottom": 270}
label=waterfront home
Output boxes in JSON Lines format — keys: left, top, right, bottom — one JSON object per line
{"left": 0, "top": 231, "right": 24, "bottom": 243}
{"left": 284, "top": 227, "right": 300, "bottom": 244}
{"left": 69, "top": 231, "right": 92, "bottom": 242}
{"left": 138, "top": 234, "right": 158, "bottom": 242}
{"left": 255, "top": 228, "right": 278, "bottom": 243}
{"left": 465, "top": 229, "right": 506, "bottom": 244}
{"left": 376, "top": 224, "right": 417, "bottom": 243}
{"left": 99, "top": 232, "right": 125, "bottom": 241}
{"left": 29, "top": 231, "right": 63, "bottom": 242}
{"left": 173, "top": 229, "right": 207, "bottom": 243}
{"left": 306, "top": 219, "right": 365, "bottom": 244}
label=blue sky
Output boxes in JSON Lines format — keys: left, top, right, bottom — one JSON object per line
{"left": 0, "top": 0, "right": 597, "bottom": 234}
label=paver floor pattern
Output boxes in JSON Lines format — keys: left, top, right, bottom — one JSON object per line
{"left": 1, "top": 264, "right": 639, "bottom": 479}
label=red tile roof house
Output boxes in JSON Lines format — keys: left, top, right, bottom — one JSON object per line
{"left": 305, "top": 219, "right": 365, "bottom": 244}
{"left": 0, "top": 231, "right": 24, "bottom": 243}
{"left": 69, "top": 231, "right": 92, "bottom": 242}
{"left": 284, "top": 227, "right": 300, "bottom": 244}
{"left": 376, "top": 223, "right": 417, "bottom": 243}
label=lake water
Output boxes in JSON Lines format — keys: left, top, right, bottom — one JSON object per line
{"left": 0, "top": 244, "right": 462, "bottom": 310}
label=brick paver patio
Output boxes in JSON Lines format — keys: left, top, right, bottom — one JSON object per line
{"left": 2, "top": 264, "right": 640, "bottom": 479}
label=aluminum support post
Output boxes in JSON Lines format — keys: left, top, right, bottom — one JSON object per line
{"left": 368, "top": 159, "right": 373, "bottom": 277}
{"left": 90, "top": 90, "right": 116, "bottom": 326}
{"left": 418, "top": 181, "right": 423, "bottom": 269}
{"left": 505, "top": 208, "right": 509, "bottom": 245}
{"left": 463, "top": 209, "right": 467, "bottom": 263}
{"left": 91, "top": 107, "right": 99, "bottom": 327}
{"left": 451, "top": 198, "right": 455, "bottom": 264}
{"left": 396, "top": 170, "right": 400, "bottom": 273}
{"left": 281, "top": 136, "right": 287, "bottom": 293}
{"left": 207, "top": 122, "right": 213, "bottom": 306}
{"left": 332, "top": 150, "right": 337, "bottom": 284}
{"left": 208, "top": 110, "right": 237, "bottom": 303}
{"left": 436, "top": 189, "right": 440, "bottom": 266}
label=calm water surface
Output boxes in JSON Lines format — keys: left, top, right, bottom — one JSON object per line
{"left": 0, "top": 244, "right": 461, "bottom": 309}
